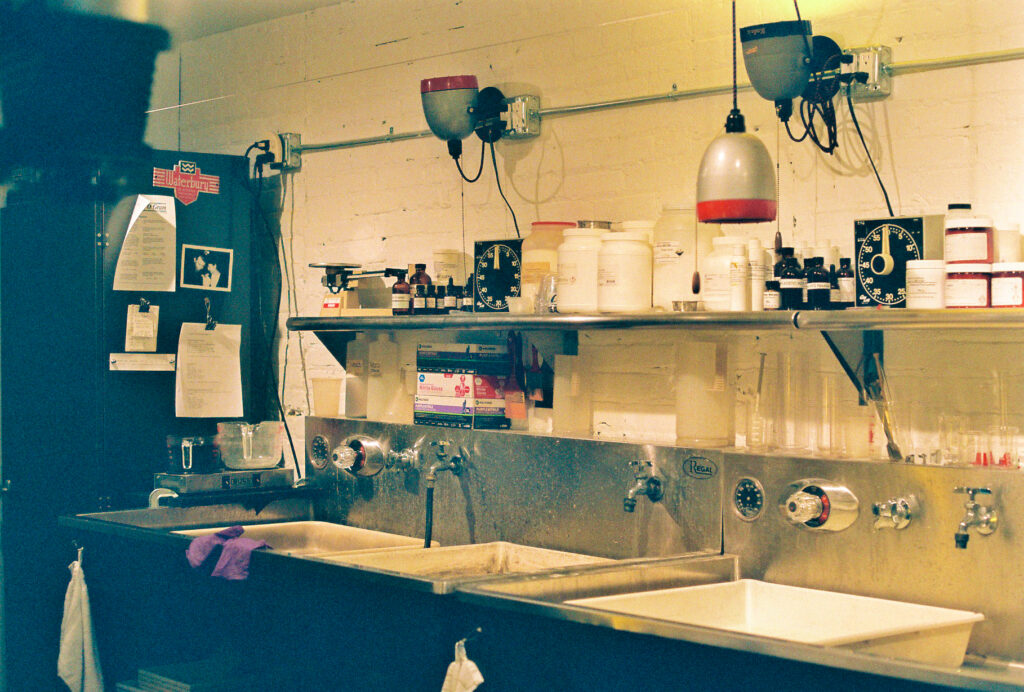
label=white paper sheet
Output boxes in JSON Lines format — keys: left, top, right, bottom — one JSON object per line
{"left": 125, "top": 304, "right": 159, "bottom": 352}
{"left": 112, "top": 195, "right": 177, "bottom": 292}
{"left": 174, "top": 323, "right": 243, "bottom": 418}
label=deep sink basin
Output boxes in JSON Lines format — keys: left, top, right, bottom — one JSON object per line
{"left": 175, "top": 521, "right": 427, "bottom": 556}
{"left": 320, "top": 541, "right": 609, "bottom": 581}
{"left": 567, "top": 579, "right": 984, "bottom": 667}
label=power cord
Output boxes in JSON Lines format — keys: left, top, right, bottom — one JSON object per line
{"left": 845, "top": 84, "right": 895, "bottom": 216}
{"left": 489, "top": 140, "right": 520, "bottom": 238}
{"left": 454, "top": 139, "right": 486, "bottom": 183}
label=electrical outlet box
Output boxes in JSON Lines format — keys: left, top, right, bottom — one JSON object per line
{"left": 279, "top": 132, "right": 302, "bottom": 170}
{"left": 503, "top": 95, "right": 541, "bottom": 139}
{"left": 847, "top": 46, "right": 892, "bottom": 101}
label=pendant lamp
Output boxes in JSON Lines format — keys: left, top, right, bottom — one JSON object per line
{"left": 696, "top": 1, "right": 777, "bottom": 224}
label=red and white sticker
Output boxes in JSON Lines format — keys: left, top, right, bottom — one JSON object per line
{"left": 152, "top": 161, "right": 220, "bottom": 205}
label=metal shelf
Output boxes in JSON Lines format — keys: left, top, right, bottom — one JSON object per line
{"left": 287, "top": 308, "right": 1024, "bottom": 334}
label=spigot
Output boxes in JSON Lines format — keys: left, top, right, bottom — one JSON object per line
{"left": 872, "top": 494, "right": 919, "bottom": 530}
{"left": 623, "top": 460, "right": 663, "bottom": 513}
{"left": 387, "top": 447, "right": 420, "bottom": 472}
{"left": 953, "top": 486, "right": 998, "bottom": 549}
{"left": 426, "top": 440, "right": 466, "bottom": 485}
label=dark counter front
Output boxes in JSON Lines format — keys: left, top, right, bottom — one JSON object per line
{"left": 64, "top": 516, "right": 972, "bottom": 692}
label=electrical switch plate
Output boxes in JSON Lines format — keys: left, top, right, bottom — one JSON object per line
{"left": 846, "top": 46, "right": 892, "bottom": 101}
{"left": 279, "top": 132, "right": 303, "bottom": 171}
{"left": 503, "top": 95, "right": 541, "bottom": 139}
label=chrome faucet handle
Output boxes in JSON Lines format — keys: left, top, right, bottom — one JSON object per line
{"left": 629, "top": 460, "right": 653, "bottom": 477}
{"left": 872, "top": 495, "right": 919, "bottom": 530}
{"left": 954, "top": 486, "right": 992, "bottom": 501}
{"left": 386, "top": 447, "right": 420, "bottom": 470}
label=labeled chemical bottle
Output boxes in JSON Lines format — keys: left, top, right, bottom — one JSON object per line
{"left": 764, "top": 280, "right": 782, "bottom": 309}
{"left": 597, "top": 231, "right": 652, "bottom": 312}
{"left": 391, "top": 270, "right": 411, "bottom": 315}
{"left": 410, "top": 262, "right": 432, "bottom": 285}
{"left": 828, "top": 264, "right": 840, "bottom": 309}
{"left": 728, "top": 243, "right": 750, "bottom": 311}
{"left": 344, "top": 333, "right": 369, "bottom": 417}
{"left": 366, "top": 333, "right": 400, "bottom": 421}
{"left": 748, "top": 238, "right": 765, "bottom": 312}
{"left": 435, "top": 283, "right": 448, "bottom": 314}
{"left": 774, "top": 246, "right": 795, "bottom": 278}
{"left": 556, "top": 227, "right": 604, "bottom": 313}
{"left": 425, "top": 285, "right": 438, "bottom": 314}
{"left": 412, "top": 284, "right": 428, "bottom": 314}
{"left": 702, "top": 236, "right": 741, "bottom": 311}
{"left": 522, "top": 221, "right": 574, "bottom": 307}
{"left": 652, "top": 205, "right": 720, "bottom": 310}
{"left": 779, "top": 255, "right": 805, "bottom": 310}
{"left": 443, "top": 277, "right": 460, "bottom": 312}
{"left": 805, "top": 257, "right": 831, "bottom": 310}
{"left": 837, "top": 258, "right": 856, "bottom": 308}
{"left": 461, "top": 276, "right": 475, "bottom": 312}
{"left": 944, "top": 203, "right": 993, "bottom": 264}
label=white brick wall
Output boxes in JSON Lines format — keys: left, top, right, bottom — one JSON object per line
{"left": 145, "top": 0, "right": 1024, "bottom": 455}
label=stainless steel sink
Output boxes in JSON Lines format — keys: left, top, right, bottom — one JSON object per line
{"left": 175, "top": 521, "right": 427, "bottom": 556}
{"left": 319, "top": 541, "right": 610, "bottom": 592}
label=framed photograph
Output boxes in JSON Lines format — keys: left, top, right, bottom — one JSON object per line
{"left": 180, "top": 244, "right": 233, "bottom": 292}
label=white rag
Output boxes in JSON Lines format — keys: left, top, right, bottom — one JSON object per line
{"left": 440, "top": 639, "right": 484, "bottom": 692}
{"left": 57, "top": 559, "right": 104, "bottom": 692}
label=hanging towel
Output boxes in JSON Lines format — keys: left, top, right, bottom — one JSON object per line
{"left": 440, "top": 640, "right": 483, "bottom": 692}
{"left": 57, "top": 558, "right": 104, "bottom": 692}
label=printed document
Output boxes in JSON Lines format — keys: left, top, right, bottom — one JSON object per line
{"left": 175, "top": 322, "right": 243, "bottom": 418}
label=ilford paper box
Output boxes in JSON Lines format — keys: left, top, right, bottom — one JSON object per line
{"left": 414, "top": 395, "right": 472, "bottom": 429}
{"left": 417, "top": 343, "right": 510, "bottom": 375}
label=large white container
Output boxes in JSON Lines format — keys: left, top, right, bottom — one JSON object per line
{"left": 701, "top": 236, "right": 741, "bottom": 311}
{"left": 522, "top": 221, "right": 574, "bottom": 306}
{"left": 366, "top": 333, "right": 400, "bottom": 422}
{"left": 597, "top": 231, "right": 652, "bottom": 313}
{"left": 343, "top": 332, "right": 369, "bottom": 417}
{"left": 652, "top": 205, "right": 721, "bottom": 310}
{"left": 621, "top": 219, "right": 655, "bottom": 245}
{"left": 556, "top": 229, "right": 604, "bottom": 313}
{"left": 567, "top": 579, "right": 983, "bottom": 668}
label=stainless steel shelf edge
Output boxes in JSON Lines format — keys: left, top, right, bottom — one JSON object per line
{"left": 288, "top": 309, "right": 1024, "bottom": 334}
{"left": 288, "top": 312, "right": 799, "bottom": 332}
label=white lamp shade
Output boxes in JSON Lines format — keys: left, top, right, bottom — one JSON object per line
{"left": 421, "top": 75, "right": 479, "bottom": 142}
{"left": 696, "top": 131, "right": 777, "bottom": 223}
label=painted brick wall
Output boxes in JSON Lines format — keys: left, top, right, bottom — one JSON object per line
{"left": 144, "top": 0, "right": 1024, "bottom": 457}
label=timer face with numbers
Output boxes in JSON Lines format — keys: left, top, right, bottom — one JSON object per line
{"left": 854, "top": 216, "right": 942, "bottom": 308}
{"left": 473, "top": 239, "right": 523, "bottom": 312}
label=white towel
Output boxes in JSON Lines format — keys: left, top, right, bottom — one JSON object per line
{"left": 57, "top": 559, "right": 104, "bottom": 692}
{"left": 440, "top": 640, "right": 483, "bottom": 692}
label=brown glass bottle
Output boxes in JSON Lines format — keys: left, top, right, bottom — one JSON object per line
{"left": 391, "top": 270, "right": 412, "bottom": 315}
{"left": 410, "top": 263, "right": 432, "bottom": 285}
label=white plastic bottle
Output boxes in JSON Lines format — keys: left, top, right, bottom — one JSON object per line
{"left": 748, "top": 238, "right": 765, "bottom": 312}
{"left": 344, "top": 333, "right": 369, "bottom": 417}
{"left": 597, "top": 231, "right": 652, "bottom": 312}
{"left": 621, "top": 219, "right": 656, "bottom": 245}
{"left": 702, "top": 236, "right": 740, "bottom": 311}
{"left": 729, "top": 243, "right": 750, "bottom": 311}
{"left": 556, "top": 228, "right": 604, "bottom": 312}
{"left": 366, "top": 333, "right": 399, "bottom": 422}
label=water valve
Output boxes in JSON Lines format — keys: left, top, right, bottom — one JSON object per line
{"left": 779, "top": 479, "right": 858, "bottom": 532}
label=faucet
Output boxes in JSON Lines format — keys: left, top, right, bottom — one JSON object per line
{"left": 872, "top": 494, "right": 919, "bottom": 530}
{"left": 953, "top": 486, "right": 998, "bottom": 549}
{"left": 423, "top": 440, "right": 466, "bottom": 548}
{"left": 623, "top": 460, "right": 663, "bottom": 513}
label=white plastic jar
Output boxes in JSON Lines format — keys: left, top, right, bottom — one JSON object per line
{"left": 621, "top": 219, "right": 655, "bottom": 245}
{"left": 905, "top": 259, "right": 945, "bottom": 309}
{"left": 521, "top": 221, "right": 574, "bottom": 306}
{"left": 944, "top": 204, "right": 993, "bottom": 264}
{"left": 702, "top": 236, "right": 741, "bottom": 311}
{"left": 598, "top": 231, "right": 652, "bottom": 312}
{"left": 556, "top": 228, "right": 604, "bottom": 312}
{"left": 991, "top": 262, "right": 1024, "bottom": 307}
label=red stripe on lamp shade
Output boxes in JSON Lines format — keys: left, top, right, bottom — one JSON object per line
{"left": 421, "top": 75, "right": 479, "bottom": 93}
{"left": 697, "top": 198, "right": 777, "bottom": 223}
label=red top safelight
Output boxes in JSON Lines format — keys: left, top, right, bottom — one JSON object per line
{"left": 420, "top": 75, "right": 479, "bottom": 93}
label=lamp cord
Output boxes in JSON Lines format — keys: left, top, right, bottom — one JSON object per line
{"left": 455, "top": 140, "right": 486, "bottom": 183}
{"left": 846, "top": 87, "right": 895, "bottom": 216}
{"left": 731, "top": 1, "right": 738, "bottom": 111}
{"left": 490, "top": 141, "right": 520, "bottom": 238}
